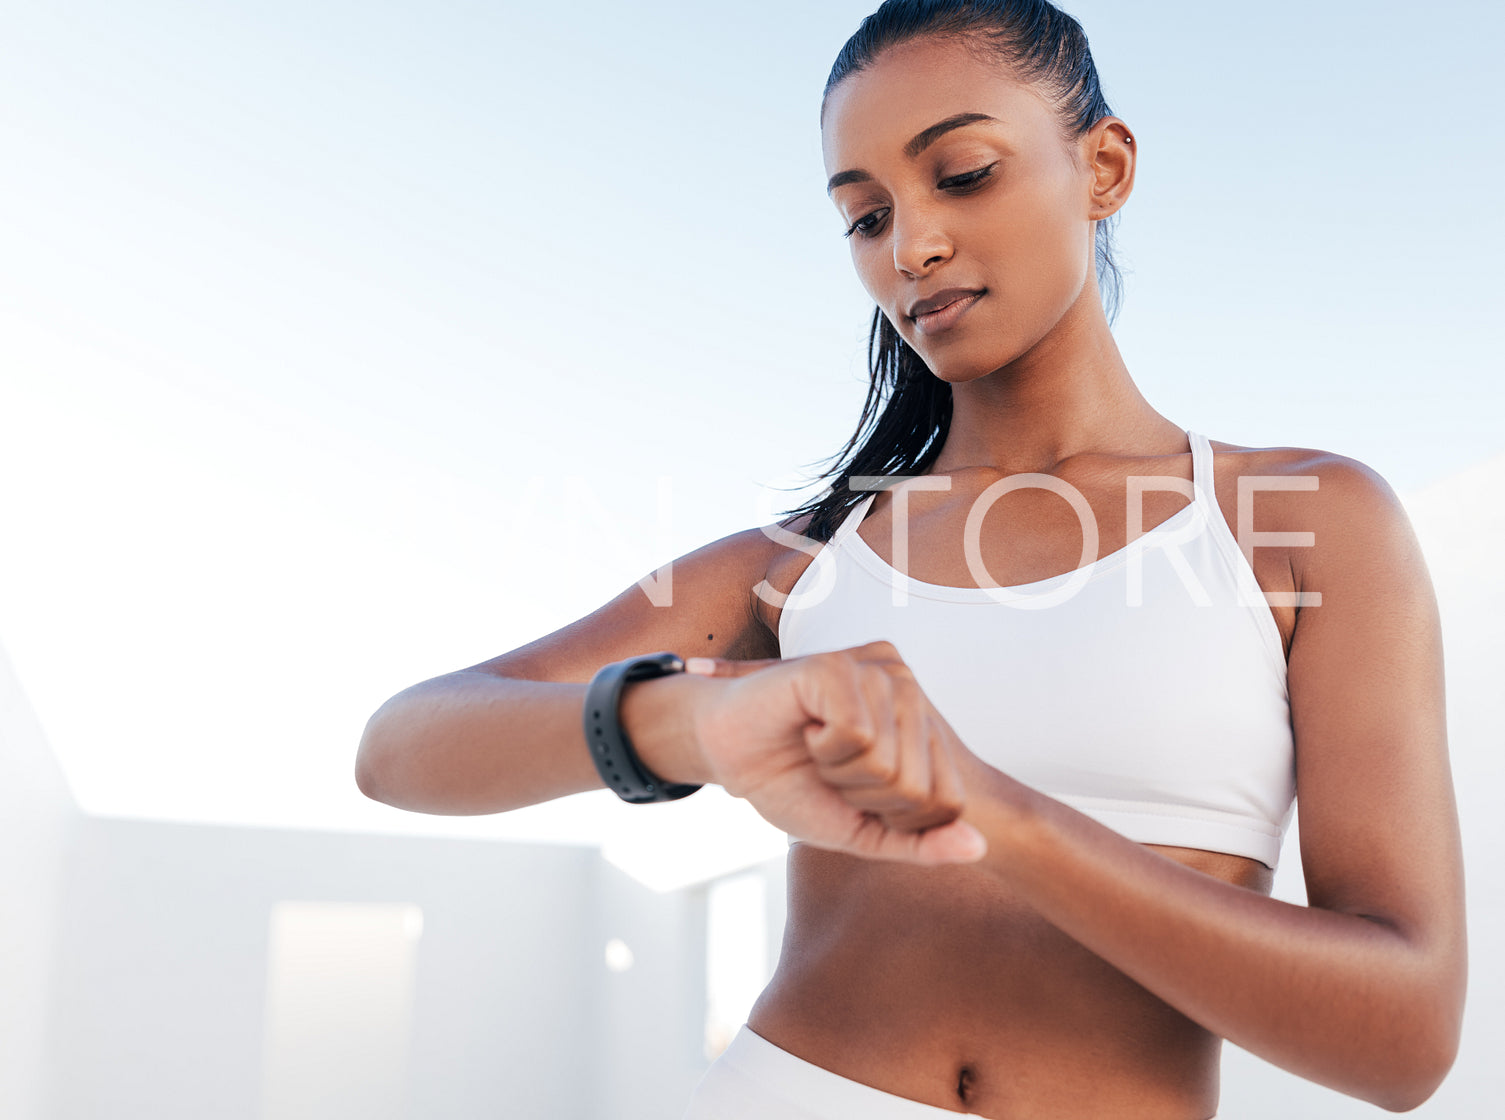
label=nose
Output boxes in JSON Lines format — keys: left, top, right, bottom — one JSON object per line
{"left": 890, "top": 202, "right": 953, "bottom": 276}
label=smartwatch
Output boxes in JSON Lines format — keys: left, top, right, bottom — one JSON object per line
{"left": 583, "top": 651, "right": 704, "bottom": 803}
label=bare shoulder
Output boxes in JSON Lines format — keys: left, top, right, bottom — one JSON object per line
{"left": 1208, "top": 438, "right": 1414, "bottom": 562}
{"left": 1206, "top": 436, "right": 1398, "bottom": 492}
{"left": 1206, "top": 436, "right": 1410, "bottom": 537}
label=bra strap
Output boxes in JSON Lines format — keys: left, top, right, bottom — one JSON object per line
{"left": 1187, "top": 430, "right": 1216, "bottom": 513}
{"left": 829, "top": 490, "right": 878, "bottom": 548}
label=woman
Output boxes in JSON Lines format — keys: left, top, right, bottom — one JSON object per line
{"left": 355, "top": 1, "right": 1466, "bottom": 1116}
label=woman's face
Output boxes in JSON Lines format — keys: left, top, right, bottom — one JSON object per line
{"left": 821, "top": 36, "right": 1122, "bottom": 385}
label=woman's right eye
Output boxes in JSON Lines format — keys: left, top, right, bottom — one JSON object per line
{"left": 843, "top": 209, "right": 888, "bottom": 240}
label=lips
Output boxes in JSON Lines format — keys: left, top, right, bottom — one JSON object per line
{"left": 908, "top": 287, "right": 985, "bottom": 320}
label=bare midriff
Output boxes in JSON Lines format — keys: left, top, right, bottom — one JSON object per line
{"left": 746, "top": 842, "right": 1273, "bottom": 1118}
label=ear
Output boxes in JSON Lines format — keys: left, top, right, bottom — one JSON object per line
{"left": 1083, "top": 115, "right": 1135, "bottom": 222}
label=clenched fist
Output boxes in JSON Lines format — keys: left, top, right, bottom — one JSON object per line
{"left": 680, "top": 639, "right": 988, "bottom": 865}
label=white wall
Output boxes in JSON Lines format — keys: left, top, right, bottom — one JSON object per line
{"left": 0, "top": 639, "right": 80, "bottom": 1119}
{"left": 40, "top": 816, "right": 725, "bottom": 1120}
{"left": 595, "top": 857, "right": 709, "bottom": 1120}
{"left": 0, "top": 622, "right": 796, "bottom": 1120}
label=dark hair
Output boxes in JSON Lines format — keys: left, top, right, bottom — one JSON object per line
{"left": 775, "top": 0, "right": 1126, "bottom": 544}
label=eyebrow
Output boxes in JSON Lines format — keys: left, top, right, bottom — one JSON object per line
{"left": 826, "top": 112, "right": 1001, "bottom": 195}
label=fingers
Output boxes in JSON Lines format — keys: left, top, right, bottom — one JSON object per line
{"left": 865, "top": 816, "right": 988, "bottom": 864}
{"left": 824, "top": 665, "right": 933, "bottom": 823}
{"left": 796, "top": 653, "right": 876, "bottom": 767}
{"left": 798, "top": 650, "right": 961, "bottom": 835}
{"left": 814, "top": 657, "right": 899, "bottom": 784}
{"left": 888, "top": 710, "right": 960, "bottom": 833}
{"left": 775, "top": 780, "right": 987, "bottom": 866}
{"left": 911, "top": 819, "right": 988, "bottom": 863}
{"left": 696, "top": 638, "right": 976, "bottom": 854}
{"left": 802, "top": 804, "right": 987, "bottom": 865}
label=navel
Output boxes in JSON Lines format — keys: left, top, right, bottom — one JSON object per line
{"left": 957, "top": 1063, "right": 977, "bottom": 1105}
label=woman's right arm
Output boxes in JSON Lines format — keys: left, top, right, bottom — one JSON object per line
{"left": 355, "top": 514, "right": 990, "bottom": 866}
{"left": 353, "top": 522, "right": 786, "bottom": 816}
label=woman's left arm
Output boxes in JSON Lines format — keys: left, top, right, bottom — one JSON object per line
{"left": 956, "top": 454, "right": 1467, "bottom": 1112}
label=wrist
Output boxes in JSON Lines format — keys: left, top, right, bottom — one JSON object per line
{"left": 617, "top": 671, "right": 719, "bottom": 788}
{"left": 956, "top": 747, "right": 1042, "bottom": 850}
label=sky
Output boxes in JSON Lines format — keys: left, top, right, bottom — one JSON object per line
{"left": 1, "top": 0, "right": 1501, "bottom": 878}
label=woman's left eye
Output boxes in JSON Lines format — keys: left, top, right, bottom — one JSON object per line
{"left": 940, "top": 163, "right": 998, "bottom": 190}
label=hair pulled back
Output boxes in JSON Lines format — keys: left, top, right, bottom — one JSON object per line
{"left": 777, "top": 0, "right": 1126, "bottom": 544}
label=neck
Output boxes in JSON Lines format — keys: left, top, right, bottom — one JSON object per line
{"left": 927, "top": 298, "right": 1185, "bottom": 477}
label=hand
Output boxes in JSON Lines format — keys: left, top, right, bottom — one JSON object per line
{"left": 681, "top": 640, "right": 987, "bottom": 866}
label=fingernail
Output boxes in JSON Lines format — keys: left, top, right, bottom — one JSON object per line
{"left": 685, "top": 657, "right": 716, "bottom": 675}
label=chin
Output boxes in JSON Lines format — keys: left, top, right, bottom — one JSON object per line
{"left": 920, "top": 345, "right": 1015, "bottom": 386}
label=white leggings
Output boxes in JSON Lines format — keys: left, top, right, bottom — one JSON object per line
{"left": 680, "top": 1022, "right": 977, "bottom": 1119}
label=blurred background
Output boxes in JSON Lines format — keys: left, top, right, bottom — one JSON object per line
{"left": 1, "top": 0, "right": 1500, "bottom": 1116}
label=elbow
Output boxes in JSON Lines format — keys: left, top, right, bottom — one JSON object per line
{"left": 1377, "top": 1076, "right": 1445, "bottom": 1114}
{"left": 1375, "top": 1035, "right": 1459, "bottom": 1113}
{"left": 354, "top": 709, "right": 400, "bottom": 806}
{"left": 1357, "top": 912, "right": 1467, "bottom": 1112}
{"left": 1373, "top": 986, "right": 1465, "bottom": 1112}
{"left": 354, "top": 749, "right": 386, "bottom": 804}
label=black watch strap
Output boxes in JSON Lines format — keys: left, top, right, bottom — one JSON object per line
{"left": 583, "top": 651, "right": 703, "bottom": 804}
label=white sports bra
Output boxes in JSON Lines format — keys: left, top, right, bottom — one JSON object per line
{"left": 778, "top": 430, "right": 1296, "bottom": 870}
